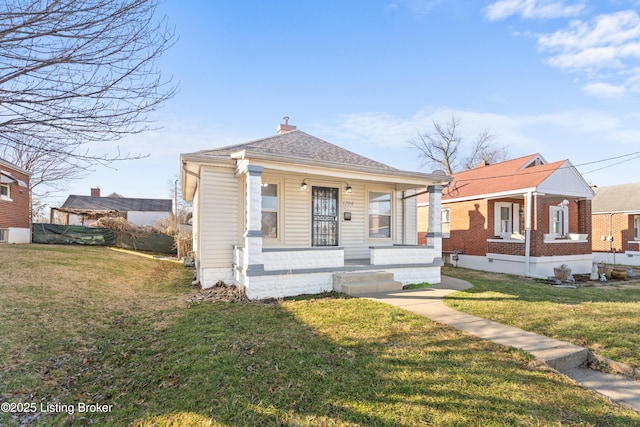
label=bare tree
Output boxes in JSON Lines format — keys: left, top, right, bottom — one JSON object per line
{"left": 0, "top": 0, "right": 177, "bottom": 197}
{"left": 409, "top": 114, "right": 510, "bottom": 174}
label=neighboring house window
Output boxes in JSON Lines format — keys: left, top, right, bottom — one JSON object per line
{"left": 634, "top": 216, "right": 640, "bottom": 240}
{"left": 261, "top": 183, "right": 278, "bottom": 238}
{"left": 549, "top": 205, "right": 569, "bottom": 236}
{"left": 441, "top": 208, "right": 450, "bottom": 237}
{"left": 0, "top": 183, "right": 9, "bottom": 200}
{"left": 494, "top": 203, "right": 511, "bottom": 237}
{"left": 494, "top": 202, "right": 521, "bottom": 237}
{"left": 369, "top": 191, "right": 391, "bottom": 238}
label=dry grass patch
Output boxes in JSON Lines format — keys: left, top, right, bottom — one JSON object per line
{"left": 0, "top": 244, "right": 191, "bottom": 369}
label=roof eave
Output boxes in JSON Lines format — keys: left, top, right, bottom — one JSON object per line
{"left": 181, "top": 151, "right": 451, "bottom": 188}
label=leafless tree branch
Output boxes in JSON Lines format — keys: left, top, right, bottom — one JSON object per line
{"left": 408, "top": 114, "right": 509, "bottom": 174}
{"left": 0, "top": 0, "right": 177, "bottom": 198}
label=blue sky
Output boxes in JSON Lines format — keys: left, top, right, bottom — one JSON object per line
{"left": 62, "top": 0, "right": 640, "bottom": 204}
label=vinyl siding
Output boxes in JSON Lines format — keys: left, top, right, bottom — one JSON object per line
{"left": 341, "top": 182, "right": 368, "bottom": 259}
{"left": 282, "top": 176, "right": 310, "bottom": 246}
{"left": 198, "top": 165, "right": 239, "bottom": 269}
{"left": 261, "top": 173, "right": 406, "bottom": 259}
{"left": 403, "top": 191, "right": 418, "bottom": 245}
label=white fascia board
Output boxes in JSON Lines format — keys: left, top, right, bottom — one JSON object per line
{"left": 592, "top": 210, "right": 640, "bottom": 215}
{"left": 438, "top": 187, "right": 538, "bottom": 205}
{"left": 0, "top": 158, "right": 31, "bottom": 176}
{"left": 244, "top": 158, "right": 451, "bottom": 189}
{"left": 180, "top": 154, "right": 234, "bottom": 201}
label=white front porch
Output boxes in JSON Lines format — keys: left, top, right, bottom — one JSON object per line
{"left": 230, "top": 244, "right": 443, "bottom": 300}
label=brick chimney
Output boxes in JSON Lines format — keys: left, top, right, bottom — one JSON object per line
{"left": 91, "top": 187, "right": 101, "bottom": 197}
{"left": 277, "top": 116, "right": 297, "bottom": 134}
{"left": 475, "top": 160, "right": 490, "bottom": 168}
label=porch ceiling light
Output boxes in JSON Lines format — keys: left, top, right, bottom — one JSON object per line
{"left": 301, "top": 180, "right": 308, "bottom": 190}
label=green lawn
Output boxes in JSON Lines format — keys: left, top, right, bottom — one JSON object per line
{"left": 442, "top": 266, "right": 640, "bottom": 369}
{"left": 1, "top": 245, "right": 639, "bottom": 426}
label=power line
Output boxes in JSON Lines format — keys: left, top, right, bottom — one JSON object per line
{"left": 445, "top": 151, "right": 640, "bottom": 184}
{"left": 580, "top": 153, "right": 640, "bottom": 175}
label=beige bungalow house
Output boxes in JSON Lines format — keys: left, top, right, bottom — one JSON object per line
{"left": 181, "top": 120, "right": 450, "bottom": 300}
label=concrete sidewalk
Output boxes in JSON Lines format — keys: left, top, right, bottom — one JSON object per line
{"left": 363, "top": 275, "right": 640, "bottom": 413}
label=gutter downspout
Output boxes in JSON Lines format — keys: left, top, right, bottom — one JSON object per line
{"left": 182, "top": 161, "right": 201, "bottom": 286}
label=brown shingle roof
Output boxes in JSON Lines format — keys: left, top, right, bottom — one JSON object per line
{"left": 189, "top": 130, "right": 397, "bottom": 172}
{"left": 61, "top": 195, "right": 172, "bottom": 212}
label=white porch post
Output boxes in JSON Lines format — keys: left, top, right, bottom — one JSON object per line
{"left": 244, "top": 164, "right": 264, "bottom": 273}
{"left": 427, "top": 184, "right": 443, "bottom": 259}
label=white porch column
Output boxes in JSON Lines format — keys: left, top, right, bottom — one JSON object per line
{"left": 244, "top": 165, "right": 264, "bottom": 272}
{"left": 427, "top": 184, "right": 443, "bottom": 257}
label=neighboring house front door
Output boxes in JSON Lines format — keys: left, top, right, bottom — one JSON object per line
{"left": 312, "top": 186, "right": 338, "bottom": 246}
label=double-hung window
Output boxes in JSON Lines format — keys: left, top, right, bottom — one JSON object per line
{"left": 441, "top": 208, "right": 450, "bottom": 237}
{"left": 0, "top": 183, "right": 9, "bottom": 200}
{"left": 261, "top": 183, "right": 278, "bottom": 238}
{"left": 369, "top": 191, "right": 391, "bottom": 238}
{"left": 634, "top": 216, "right": 640, "bottom": 240}
{"left": 494, "top": 202, "right": 519, "bottom": 237}
{"left": 549, "top": 205, "right": 569, "bottom": 236}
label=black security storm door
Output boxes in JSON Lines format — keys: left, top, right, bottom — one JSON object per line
{"left": 312, "top": 186, "right": 338, "bottom": 246}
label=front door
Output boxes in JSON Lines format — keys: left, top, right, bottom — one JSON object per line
{"left": 312, "top": 186, "right": 338, "bottom": 246}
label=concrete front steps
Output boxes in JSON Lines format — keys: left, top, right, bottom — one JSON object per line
{"left": 333, "top": 271, "right": 402, "bottom": 296}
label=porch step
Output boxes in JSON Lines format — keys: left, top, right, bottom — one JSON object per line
{"left": 333, "top": 271, "right": 403, "bottom": 296}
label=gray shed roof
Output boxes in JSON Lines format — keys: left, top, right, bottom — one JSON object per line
{"left": 592, "top": 182, "right": 640, "bottom": 214}
{"left": 61, "top": 195, "right": 172, "bottom": 212}
{"left": 187, "top": 129, "right": 397, "bottom": 172}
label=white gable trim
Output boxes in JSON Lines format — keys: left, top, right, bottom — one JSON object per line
{"left": 537, "top": 160, "right": 595, "bottom": 199}
{"left": 519, "top": 154, "right": 548, "bottom": 169}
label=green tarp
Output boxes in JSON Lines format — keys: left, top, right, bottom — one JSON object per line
{"left": 32, "top": 223, "right": 115, "bottom": 246}
{"left": 32, "top": 223, "right": 176, "bottom": 254}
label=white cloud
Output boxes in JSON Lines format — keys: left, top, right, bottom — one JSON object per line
{"left": 484, "top": 0, "right": 585, "bottom": 21}
{"left": 581, "top": 82, "right": 627, "bottom": 97}
{"left": 537, "top": 11, "right": 640, "bottom": 53}
{"left": 534, "top": 10, "right": 640, "bottom": 95}
{"left": 312, "top": 107, "right": 640, "bottom": 186}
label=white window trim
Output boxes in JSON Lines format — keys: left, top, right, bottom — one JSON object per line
{"left": 261, "top": 182, "right": 280, "bottom": 240}
{"left": 634, "top": 216, "right": 640, "bottom": 240}
{"left": 0, "top": 183, "right": 10, "bottom": 201}
{"left": 494, "top": 202, "right": 519, "bottom": 238}
{"left": 549, "top": 205, "right": 569, "bottom": 237}
{"left": 441, "top": 207, "right": 450, "bottom": 238}
{"left": 367, "top": 190, "right": 393, "bottom": 240}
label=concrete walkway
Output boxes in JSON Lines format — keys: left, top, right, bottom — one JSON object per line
{"left": 363, "top": 275, "right": 640, "bottom": 413}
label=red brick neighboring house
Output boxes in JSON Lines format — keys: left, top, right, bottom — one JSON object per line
{"left": 0, "top": 157, "right": 31, "bottom": 243}
{"left": 418, "top": 154, "right": 595, "bottom": 278}
{"left": 591, "top": 182, "right": 640, "bottom": 266}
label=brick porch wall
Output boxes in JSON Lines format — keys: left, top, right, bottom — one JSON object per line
{"left": 0, "top": 167, "right": 30, "bottom": 229}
